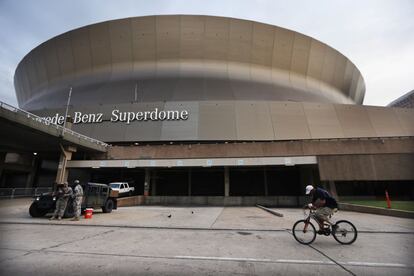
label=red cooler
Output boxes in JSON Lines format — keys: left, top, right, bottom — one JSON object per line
{"left": 84, "top": 208, "right": 93, "bottom": 219}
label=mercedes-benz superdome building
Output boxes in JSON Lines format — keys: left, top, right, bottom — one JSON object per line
{"left": 12, "top": 15, "right": 414, "bottom": 204}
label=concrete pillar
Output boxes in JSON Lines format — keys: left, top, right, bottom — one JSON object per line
{"left": 328, "top": 181, "right": 338, "bottom": 200}
{"left": 188, "top": 168, "right": 192, "bottom": 196}
{"left": 320, "top": 181, "right": 338, "bottom": 199}
{"left": 144, "top": 168, "right": 150, "bottom": 196}
{"left": 0, "top": 152, "right": 5, "bottom": 187}
{"left": 224, "top": 167, "right": 230, "bottom": 196}
{"left": 25, "top": 155, "right": 38, "bottom": 189}
{"left": 264, "top": 167, "right": 268, "bottom": 196}
{"left": 55, "top": 145, "right": 77, "bottom": 184}
{"left": 300, "top": 166, "right": 313, "bottom": 192}
{"left": 411, "top": 184, "right": 414, "bottom": 200}
{"left": 151, "top": 170, "right": 157, "bottom": 196}
{"left": 299, "top": 166, "right": 317, "bottom": 206}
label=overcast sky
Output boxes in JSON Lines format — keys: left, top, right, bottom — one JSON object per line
{"left": 0, "top": 0, "right": 413, "bottom": 107}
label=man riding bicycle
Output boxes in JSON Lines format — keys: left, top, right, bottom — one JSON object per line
{"left": 305, "top": 185, "right": 338, "bottom": 234}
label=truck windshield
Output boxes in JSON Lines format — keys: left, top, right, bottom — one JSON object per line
{"left": 110, "top": 183, "right": 121, "bottom": 188}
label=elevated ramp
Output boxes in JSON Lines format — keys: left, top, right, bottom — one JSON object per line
{"left": 0, "top": 101, "right": 107, "bottom": 153}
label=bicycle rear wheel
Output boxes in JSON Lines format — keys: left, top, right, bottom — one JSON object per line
{"left": 332, "top": 220, "right": 358, "bottom": 245}
{"left": 292, "top": 220, "right": 316, "bottom": 245}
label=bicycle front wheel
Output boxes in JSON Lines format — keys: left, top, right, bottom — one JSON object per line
{"left": 292, "top": 220, "right": 316, "bottom": 245}
{"left": 332, "top": 220, "right": 358, "bottom": 245}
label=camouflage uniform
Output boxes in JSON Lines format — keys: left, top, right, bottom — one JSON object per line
{"left": 50, "top": 184, "right": 73, "bottom": 220}
{"left": 72, "top": 183, "right": 84, "bottom": 219}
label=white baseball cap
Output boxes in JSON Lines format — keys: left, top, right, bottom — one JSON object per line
{"left": 305, "top": 185, "right": 314, "bottom": 195}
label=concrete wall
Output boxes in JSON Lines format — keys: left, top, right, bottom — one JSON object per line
{"left": 339, "top": 203, "right": 414, "bottom": 219}
{"left": 117, "top": 196, "right": 145, "bottom": 207}
{"left": 103, "top": 137, "right": 414, "bottom": 160}
{"left": 135, "top": 196, "right": 307, "bottom": 206}
{"left": 318, "top": 154, "right": 414, "bottom": 181}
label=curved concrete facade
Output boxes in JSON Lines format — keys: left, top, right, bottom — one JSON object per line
{"left": 14, "top": 15, "right": 400, "bottom": 143}
{"left": 15, "top": 15, "right": 365, "bottom": 110}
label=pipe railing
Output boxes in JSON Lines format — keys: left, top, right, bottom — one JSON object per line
{"left": 0, "top": 101, "right": 108, "bottom": 148}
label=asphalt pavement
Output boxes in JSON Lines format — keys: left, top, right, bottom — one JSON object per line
{"left": 0, "top": 198, "right": 413, "bottom": 275}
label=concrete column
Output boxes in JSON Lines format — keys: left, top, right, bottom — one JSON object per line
{"left": 0, "top": 152, "right": 5, "bottom": 187}
{"left": 411, "top": 184, "right": 414, "bottom": 199}
{"left": 55, "top": 145, "right": 77, "bottom": 184}
{"left": 144, "top": 168, "right": 150, "bottom": 196}
{"left": 300, "top": 166, "right": 313, "bottom": 192}
{"left": 299, "top": 166, "right": 316, "bottom": 206}
{"left": 25, "top": 155, "right": 38, "bottom": 189}
{"left": 224, "top": 167, "right": 230, "bottom": 196}
{"left": 151, "top": 170, "right": 157, "bottom": 196}
{"left": 328, "top": 181, "right": 338, "bottom": 200}
{"left": 320, "top": 181, "right": 338, "bottom": 199}
{"left": 188, "top": 168, "right": 192, "bottom": 196}
{"left": 264, "top": 167, "right": 268, "bottom": 196}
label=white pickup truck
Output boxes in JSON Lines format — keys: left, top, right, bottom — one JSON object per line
{"left": 109, "top": 182, "right": 135, "bottom": 196}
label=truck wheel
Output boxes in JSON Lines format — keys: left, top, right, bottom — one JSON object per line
{"left": 102, "top": 199, "right": 114, "bottom": 213}
{"left": 29, "top": 203, "right": 48, "bottom": 217}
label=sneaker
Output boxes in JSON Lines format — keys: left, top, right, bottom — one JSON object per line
{"left": 57, "top": 217, "right": 62, "bottom": 221}
{"left": 317, "top": 230, "right": 324, "bottom": 235}
{"left": 49, "top": 217, "right": 55, "bottom": 220}
{"left": 71, "top": 217, "right": 80, "bottom": 221}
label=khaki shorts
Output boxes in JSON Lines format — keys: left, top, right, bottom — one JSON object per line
{"left": 315, "top": 207, "right": 334, "bottom": 221}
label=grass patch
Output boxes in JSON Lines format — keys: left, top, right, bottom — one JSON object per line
{"left": 342, "top": 200, "right": 414, "bottom": 212}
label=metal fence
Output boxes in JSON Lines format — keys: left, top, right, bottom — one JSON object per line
{"left": 0, "top": 188, "right": 53, "bottom": 199}
{"left": 0, "top": 101, "right": 108, "bottom": 148}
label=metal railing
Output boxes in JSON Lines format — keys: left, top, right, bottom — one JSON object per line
{"left": 0, "top": 187, "right": 53, "bottom": 199}
{"left": 0, "top": 101, "right": 108, "bottom": 148}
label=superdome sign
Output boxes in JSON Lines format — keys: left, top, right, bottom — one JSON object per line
{"left": 40, "top": 108, "right": 189, "bottom": 125}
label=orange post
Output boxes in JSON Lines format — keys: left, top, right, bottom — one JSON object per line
{"left": 385, "top": 190, "right": 391, "bottom": 209}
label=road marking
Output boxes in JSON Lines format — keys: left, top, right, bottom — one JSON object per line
{"left": 175, "top": 255, "right": 413, "bottom": 268}
{"left": 1, "top": 247, "right": 412, "bottom": 269}
{"left": 346, "top": 261, "right": 411, "bottom": 268}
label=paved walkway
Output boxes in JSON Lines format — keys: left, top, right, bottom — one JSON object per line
{"left": 0, "top": 198, "right": 413, "bottom": 275}
{"left": 0, "top": 198, "right": 413, "bottom": 232}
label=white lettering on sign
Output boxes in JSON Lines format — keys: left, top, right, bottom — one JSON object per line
{"left": 40, "top": 108, "right": 189, "bottom": 125}
{"left": 40, "top": 113, "right": 65, "bottom": 125}
{"left": 73, "top": 112, "right": 104, "bottom": 124}
{"left": 110, "top": 108, "right": 189, "bottom": 124}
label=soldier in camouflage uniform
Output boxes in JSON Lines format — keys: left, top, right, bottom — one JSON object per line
{"left": 49, "top": 182, "right": 73, "bottom": 220}
{"left": 71, "top": 180, "right": 83, "bottom": 221}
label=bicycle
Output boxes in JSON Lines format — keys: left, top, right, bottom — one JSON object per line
{"left": 292, "top": 207, "right": 358, "bottom": 245}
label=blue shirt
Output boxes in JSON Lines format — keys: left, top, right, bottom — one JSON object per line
{"left": 312, "top": 187, "right": 338, "bottom": 208}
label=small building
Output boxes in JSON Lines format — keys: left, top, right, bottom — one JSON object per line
{"left": 388, "top": 90, "right": 414, "bottom": 109}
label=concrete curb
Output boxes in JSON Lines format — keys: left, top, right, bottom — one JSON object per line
{"left": 256, "top": 204, "right": 284, "bottom": 217}
{"left": 116, "top": 196, "right": 306, "bottom": 207}
{"left": 339, "top": 203, "right": 414, "bottom": 219}
{"left": 117, "top": 196, "right": 145, "bottom": 207}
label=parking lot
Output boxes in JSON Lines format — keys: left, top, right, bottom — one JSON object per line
{"left": 0, "top": 199, "right": 413, "bottom": 275}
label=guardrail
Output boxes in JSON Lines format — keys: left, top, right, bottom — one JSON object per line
{"left": 0, "top": 101, "right": 108, "bottom": 148}
{"left": 0, "top": 187, "right": 53, "bottom": 199}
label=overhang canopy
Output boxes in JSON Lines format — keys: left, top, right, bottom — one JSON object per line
{"left": 0, "top": 101, "right": 108, "bottom": 153}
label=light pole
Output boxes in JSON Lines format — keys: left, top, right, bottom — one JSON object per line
{"left": 62, "top": 86, "right": 72, "bottom": 135}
